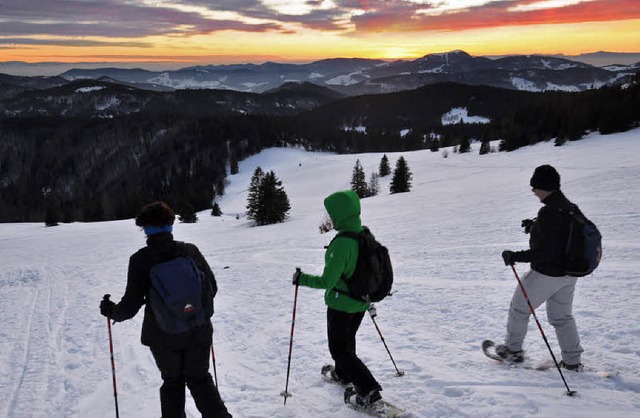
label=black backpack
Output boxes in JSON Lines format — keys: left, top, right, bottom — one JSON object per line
{"left": 148, "top": 242, "right": 211, "bottom": 334}
{"left": 332, "top": 227, "right": 394, "bottom": 302}
{"left": 557, "top": 205, "right": 602, "bottom": 277}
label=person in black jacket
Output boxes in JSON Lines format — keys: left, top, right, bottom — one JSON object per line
{"left": 498, "top": 165, "right": 584, "bottom": 370}
{"left": 99, "top": 201, "right": 231, "bottom": 417}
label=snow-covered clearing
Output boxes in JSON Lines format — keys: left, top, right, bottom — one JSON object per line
{"left": 441, "top": 107, "right": 490, "bottom": 125}
{"left": 75, "top": 86, "right": 106, "bottom": 93}
{"left": 1, "top": 129, "right": 639, "bottom": 417}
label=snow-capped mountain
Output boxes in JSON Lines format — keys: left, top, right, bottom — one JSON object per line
{"left": 51, "top": 51, "right": 636, "bottom": 95}
{"left": 0, "top": 77, "right": 344, "bottom": 118}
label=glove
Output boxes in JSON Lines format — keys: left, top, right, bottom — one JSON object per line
{"left": 368, "top": 305, "right": 377, "bottom": 319}
{"left": 100, "top": 294, "right": 116, "bottom": 318}
{"left": 292, "top": 268, "right": 302, "bottom": 285}
{"left": 502, "top": 250, "right": 515, "bottom": 266}
{"left": 521, "top": 219, "right": 534, "bottom": 234}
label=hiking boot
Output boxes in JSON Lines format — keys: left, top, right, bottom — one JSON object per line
{"left": 495, "top": 344, "right": 525, "bottom": 363}
{"left": 355, "top": 387, "right": 382, "bottom": 407}
{"left": 559, "top": 360, "right": 584, "bottom": 371}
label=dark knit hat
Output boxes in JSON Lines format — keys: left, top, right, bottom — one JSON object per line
{"left": 530, "top": 165, "right": 560, "bottom": 191}
{"left": 135, "top": 201, "right": 175, "bottom": 227}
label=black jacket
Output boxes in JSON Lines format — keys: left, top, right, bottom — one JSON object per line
{"left": 110, "top": 232, "right": 217, "bottom": 348}
{"left": 512, "top": 190, "right": 578, "bottom": 277}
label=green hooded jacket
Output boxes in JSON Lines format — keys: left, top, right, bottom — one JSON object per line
{"left": 299, "top": 190, "right": 370, "bottom": 313}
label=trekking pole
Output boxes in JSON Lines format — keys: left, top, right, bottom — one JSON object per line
{"left": 103, "top": 294, "right": 121, "bottom": 418}
{"left": 280, "top": 269, "right": 301, "bottom": 405}
{"left": 510, "top": 265, "right": 577, "bottom": 397}
{"left": 211, "top": 331, "right": 218, "bottom": 387}
{"left": 368, "top": 305, "right": 404, "bottom": 377}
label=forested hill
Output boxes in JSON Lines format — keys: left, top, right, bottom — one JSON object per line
{"left": 296, "top": 78, "right": 640, "bottom": 152}
{"left": 0, "top": 74, "right": 638, "bottom": 223}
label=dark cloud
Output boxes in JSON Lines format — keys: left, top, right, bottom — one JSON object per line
{"left": 1, "top": 0, "right": 637, "bottom": 41}
{"left": 0, "top": 0, "right": 283, "bottom": 38}
{"left": 0, "top": 37, "right": 152, "bottom": 48}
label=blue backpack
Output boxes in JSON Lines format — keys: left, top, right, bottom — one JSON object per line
{"left": 558, "top": 205, "right": 602, "bottom": 277}
{"left": 148, "top": 242, "right": 209, "bottom": 334}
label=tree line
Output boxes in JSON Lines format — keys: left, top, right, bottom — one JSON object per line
{"left": 350, "top": 154, "right": 413, "bottom": 199}
{"left": 1, "top": 75, "right": 638, "bottom": 224}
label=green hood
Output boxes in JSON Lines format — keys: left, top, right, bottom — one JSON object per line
{"left": 323, "top": 190, "right": 362, "bottom": 232}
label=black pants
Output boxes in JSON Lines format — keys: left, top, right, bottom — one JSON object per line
{"left": 327, "top": 308, "right": 380, "bottom": 395}
{"left": 150, "top": 343, "right": 231, "bottom": 418}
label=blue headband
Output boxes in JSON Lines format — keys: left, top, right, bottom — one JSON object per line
{"left": 143, "top": 225, "right": 173, "bottom": 236}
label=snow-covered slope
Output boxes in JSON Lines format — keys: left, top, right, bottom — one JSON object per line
{"left": 1, "top": 130, "right": 639, "bottom": 417}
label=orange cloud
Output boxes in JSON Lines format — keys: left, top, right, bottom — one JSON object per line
{"left": 351, "top": 0, "right": 640, "bottom": 33}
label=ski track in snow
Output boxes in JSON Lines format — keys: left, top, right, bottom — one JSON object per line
{"left": 1, "top": 129, "right": 640, "bottom": 417}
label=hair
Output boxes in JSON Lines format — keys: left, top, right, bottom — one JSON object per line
{"left": 135, "top": 201, "right": 175, "bottom": 227}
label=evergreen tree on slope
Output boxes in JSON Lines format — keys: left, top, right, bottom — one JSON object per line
{"left": 246, "top": 167, "right": 290, "bottom": 225}
{"left": 246, "top": 166, "right": 264, "bottom": 221}
{"left": 257, "top": 170, "right": 291, "bottom": 225}
{"left": 390, "top": 156, "right": 413, "bottom": 194}
{"left": 351, "top": 159, "right": 369, "bottom": 198}
{"left": 379, "top": 154, "right": 391, "bottom": 177}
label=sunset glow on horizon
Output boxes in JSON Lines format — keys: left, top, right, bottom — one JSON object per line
{"left": 0, "top": 0, "right": 639, "bottom": 65}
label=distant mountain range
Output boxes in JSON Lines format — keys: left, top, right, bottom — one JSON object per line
{"left": 1, "top": 51, "right": 638, "bottom": 96}
{"left": 1, "top": 55, "right": 638, "bottom": 223}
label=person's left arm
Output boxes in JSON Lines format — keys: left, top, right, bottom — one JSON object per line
{"left": 187, "top": 244, "right": 218, "bottom": 298}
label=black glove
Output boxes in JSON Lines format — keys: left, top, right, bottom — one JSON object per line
{"left": 292, "top": 268, "right": 302, "bottom": 285}
{"left": 502, "top": 250, "right": 515, "bottom": 266}
{"left": 521, "top": 219, "right": 534, "bottom": 234}
{"left": 100, "top": 294, "right": 116, "bottom": 318}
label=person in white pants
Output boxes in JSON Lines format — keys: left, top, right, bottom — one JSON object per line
{"left": 499, "top": 165, "right": 584, "bottom": 370}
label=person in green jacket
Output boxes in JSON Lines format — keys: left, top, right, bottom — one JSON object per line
{"left": 292, "top": 190, "right": 382, "bottom": 406}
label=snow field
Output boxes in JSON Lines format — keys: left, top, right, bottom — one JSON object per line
{"left": 1, "top": 129, "right": 639, "bottom": 417}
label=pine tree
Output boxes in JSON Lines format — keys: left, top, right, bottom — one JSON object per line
{"left": 246, "top": 166, "right": 264, "bottom": 221}
{"left": 390, "top": 156, "right": 412, "bottom": 194}
{"left": 479, "top": 140, "right": 491, "bottom": 155}
{"left": 246, "top": 168, "right": 290, "bottom": 226}
{"left": 368, "top": 171, "right": 380, "bottom": 197}
{"left": 350, "top": 159, "right": 369, "bottom": 198}
{"left": 211, "top": 202, "right": 222, "bottom": 216}
{"left": 44, "top": 204, "right": 60, "bottom": 227}
{"left": 378, "top": 154, "right": 391, "bottom": 177}
{"left": 178, "top": 202, "right": 198, "bottom": 223}
{"left": 459, "top": 136, "right": 471, "bottom": 153}
{"left": 230, "top": 155, "right": 239, "bottom": 175}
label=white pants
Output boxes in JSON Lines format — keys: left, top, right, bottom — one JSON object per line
{"left": 505, "top": 269, "right": 584, "bottom": 364}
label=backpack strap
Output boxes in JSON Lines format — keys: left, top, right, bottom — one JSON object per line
{"left": 328, "top": 230, "right": 363, "bottom": 298}
{"left": 554, "top": 204, "right": 589, "bottom": 262}
{"left": 174, "top": 241, "right": 187, "bottom": 257}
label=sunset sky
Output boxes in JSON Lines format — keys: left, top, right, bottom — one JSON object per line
{"left": 1, "top": 0, "right": 639, "bottom": 65}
